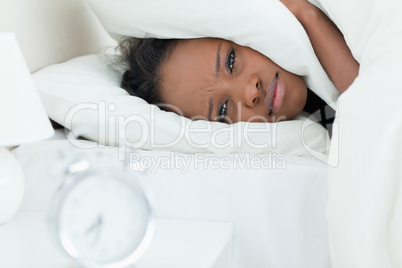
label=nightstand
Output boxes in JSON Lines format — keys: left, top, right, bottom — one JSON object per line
{"left": 0, "top": 211, "right": 233, "bottom": 268}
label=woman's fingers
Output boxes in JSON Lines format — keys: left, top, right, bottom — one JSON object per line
{"left": 279, "top": 0, "right": 314, "bottom": 20}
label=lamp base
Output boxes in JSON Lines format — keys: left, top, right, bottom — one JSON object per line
{"left": 0, "top": 147, "right": 24, "bottom": 224}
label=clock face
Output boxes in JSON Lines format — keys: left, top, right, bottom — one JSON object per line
{"left": 53, "top": 170, "right": 154, "bottom": 267}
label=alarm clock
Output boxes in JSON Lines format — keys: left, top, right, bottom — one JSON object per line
{"left": 48, "top": 154, "right": 155, "bottom": 268}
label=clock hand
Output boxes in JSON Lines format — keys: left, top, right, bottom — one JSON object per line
{"left": 86, "top": 214, "right": 109, "bottom": 246}
{"left": 86, "top": 215, "right": 102, "bottom": 234}
{"left": 92, "top": 219, "right": 103, "bottom": 246}
{"left": 85, "top": 215, "right": 103, "bottom": 246}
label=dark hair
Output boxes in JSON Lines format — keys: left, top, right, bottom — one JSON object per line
{"left": 118, "top": 37, "right": 181, "bottom": 105}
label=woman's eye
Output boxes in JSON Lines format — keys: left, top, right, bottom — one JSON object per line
{"left": 226, "top": 48, "right": 236, "bottom": 74}
{"left": 218, "top": 100, "right": 228, "bottom": 122}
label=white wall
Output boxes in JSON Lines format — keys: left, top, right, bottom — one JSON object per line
{"left": 0, "top": 0, "right": 116, "bottom": 72}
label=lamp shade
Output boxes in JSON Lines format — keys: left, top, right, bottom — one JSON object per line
{"left": 0, "top": 32, "right": 54, "bottom": 146}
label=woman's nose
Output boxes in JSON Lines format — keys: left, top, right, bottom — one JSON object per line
{"left": 241, "top": 76, "right": 261, "bottom": 107}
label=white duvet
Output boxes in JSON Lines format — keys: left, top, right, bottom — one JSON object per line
{"left": 319, "top": 0, "right": 402, "bottom": 267}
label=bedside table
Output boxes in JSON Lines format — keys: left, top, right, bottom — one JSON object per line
{"left": 0, "top": 211, "right": 233, "bottom": 268}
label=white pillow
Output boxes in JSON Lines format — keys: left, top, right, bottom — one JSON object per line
{"left": 33, "top": 54, "right": 330, "bottom": 157}
{"left": 85, "top": 0, "right": 339, "bottom": 109}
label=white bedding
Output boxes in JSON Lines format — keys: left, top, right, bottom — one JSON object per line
{"left": 318, "top": 0, "right": 402, "bottom": 266}
{"left": 33, "top": 54, "right": 330, "bottom": 157}
{"left": 14, "top": 134, "right": 330, "bottom": 268}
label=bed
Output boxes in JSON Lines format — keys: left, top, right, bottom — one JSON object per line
{"left": 1, "top": 0, "right": 401, "bottom": 267}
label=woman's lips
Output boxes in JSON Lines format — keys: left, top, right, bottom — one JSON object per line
{"left": 265, "top": 73, "right": 285, "bottom": 116}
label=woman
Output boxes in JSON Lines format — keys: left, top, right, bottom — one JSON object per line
{"left": 119, "top": 0, "right": 359, "bottom": 124}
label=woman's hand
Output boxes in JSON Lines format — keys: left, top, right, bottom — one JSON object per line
{"left": 279, "top": 0, "right": 359, "bottom": 94}
{"left": 279, "top": 0, "right": 316, "bottom": 21}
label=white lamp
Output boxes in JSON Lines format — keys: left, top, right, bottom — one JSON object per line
{"left": 0, "top": 33, "right": 54, "bottom": 224}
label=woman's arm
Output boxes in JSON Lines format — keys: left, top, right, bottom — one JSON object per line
{"left": 280, "top": 0, "right": 359, "bottom": 94}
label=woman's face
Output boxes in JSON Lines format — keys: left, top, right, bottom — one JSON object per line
{"left": 160, "top": 38, "right": 307, "bottom": 123}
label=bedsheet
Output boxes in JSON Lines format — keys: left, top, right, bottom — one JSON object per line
{"left": 13, "top": 136, "right": 330, "bottom": 268}
{"left": 327, "top": 52, "right": 402, "bottom": 266}
{"left": 317, "top": 0, "right": 402, "bottom": 267}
